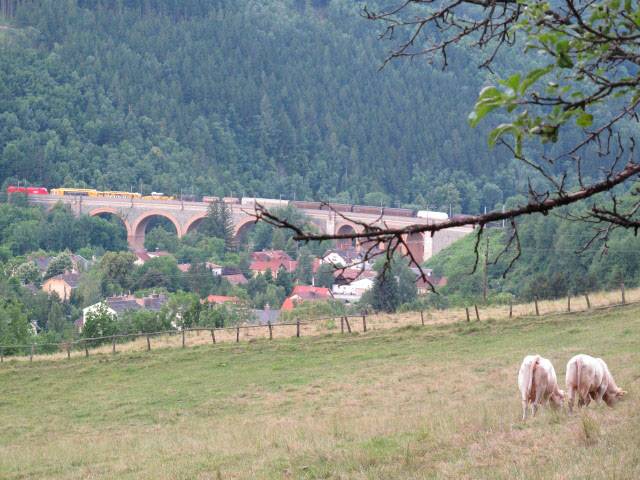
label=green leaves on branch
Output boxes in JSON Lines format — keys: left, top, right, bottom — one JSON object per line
{"left": 520, "top": 67, "right": 553, "bottom": 95}
{"left": 470, "top": 0, "right": 640, "bottom": 153}
{"left": 468, "top": 86, "right": 503, "bottom": 128}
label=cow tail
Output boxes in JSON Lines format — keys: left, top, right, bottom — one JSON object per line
{"left": 577, "top": 356, "right": 582, "bottom": 402}
{"left": 527, "top": 355, "right": 540, "bottom": 400}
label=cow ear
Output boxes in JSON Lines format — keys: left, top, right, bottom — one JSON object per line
{"left": 618, "top": 390, "right": 627, "bottom": 397}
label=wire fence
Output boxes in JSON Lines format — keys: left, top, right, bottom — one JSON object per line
{"left": 0, "top": 284, "right": 634, "bottom": 363}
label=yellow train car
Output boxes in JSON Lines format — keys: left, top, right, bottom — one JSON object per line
{"left": 50, "top": 188, "right": 97, "bottom": 196}
{"left": 98, "top": 191, "right": 142, "bottom": 199}
{"left": 142, "top": 193, "right": 175, "bottom": 201}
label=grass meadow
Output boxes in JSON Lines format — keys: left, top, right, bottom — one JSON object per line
{"left": 0, "top": 304, "right": 638, "bottom": 479}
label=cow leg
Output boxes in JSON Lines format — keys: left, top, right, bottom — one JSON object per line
{"left": 580, "top": 386, "right": 592, "bottom": 408}
{"left": 594, "top": 387, "right": 606, "bottom": 407}
{"left": 532, "top": 388, "right": 545, "bottom": 417}
{"left": 567, "top": 387, "right": 576, "bottom": 413}
{"left": 522, "top": 400, "right": 528, "bottom": 420}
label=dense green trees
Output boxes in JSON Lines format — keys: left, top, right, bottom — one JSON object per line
{"left": 200, "top": 200, "right": 234, "bottom": 251}
{"left": 426, "top": 196, "right": 640, "bottom": 304}
{"left": 0, "top": 0, "right": 586, "bottom": 213}
{"left": 362, "top": 256, "right": 417, "bottom": 313}
{"left": 0, "top": 202, "right": 128, "bottom": 257}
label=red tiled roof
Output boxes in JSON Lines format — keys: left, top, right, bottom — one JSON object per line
{"left": 177, "top": 263, "right": 190, "bottom": 273}
{"left": 250, "top": 259, "right": 297, "bottom": 273}
{"left": 202, "top": 295, "right": 238, "bottom": 305}
{"left": 134, "top": 251, "right": 151, "bottom": 262}
{"left": 223, "top": 273, "right": 248, "bottom": 286}
{"left": 416, "top": 275, "right": 447, "bottom": 289}
{"left": 251, "top": 250, "right": 293, "bottom": 262}
{"left": 280, "top": 286, "right": 333, "bottom": 311}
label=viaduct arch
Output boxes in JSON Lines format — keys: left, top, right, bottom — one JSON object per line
{"left": 88, "top": 208, "right": 132, "bottom": 235}
{"left": 130, "top": 211, "right": 183, "bottom": 251}
{"left": 183, "top": 213, "right": 208, "bottom": 235}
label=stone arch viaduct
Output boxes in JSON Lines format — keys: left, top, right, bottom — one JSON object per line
{"left": 29, "top": 196, "right": 473, "bottom": 263}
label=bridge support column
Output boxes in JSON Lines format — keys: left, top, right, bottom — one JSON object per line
{"left": 128, "top": 234, "right": 144, "bottom": 251}
{"left": 423, "top": 233, "right": 433, "bottom": 262}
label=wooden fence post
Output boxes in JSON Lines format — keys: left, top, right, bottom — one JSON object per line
{"left": 67, "top": 342, "right": 71, "bottom": 359}
{"left": 236, "top": 325, "right": 240, "bottom": 343}
{"left": 621, "top": 283, "right": 626, "bottom": 304}
{"left": 465, "top": 307, "right": 470, "bottom": 322}
{"left": 0, "top": 346, "right": 3, "bottom": 363}
{"left": 267, "top": 321, "right": 272, "bottom": 340}
{"left": 211, "top": 329, "right": 216, "bottom": 344}
{"left": 29, "top": 345, "right": 34, "bottom": 362}
{"left": 296, "top": 319, "right": 300, "bottom": 338}
{"left": 474, "top": 305, "right": 480, "bottom": 321}
{"left": 182, "top": 329, "right": 186, "bottom": 348}
{"left": 84, "top": 343, "right": 89, "bottom": 357}
{"left": 341, "top": 316, "right": 344, "bottom": 333}
{"left": 344, "top": 316, "right": 352, "bottom": 333}
{"left": 146, "top": 334, "right": 151, "bottom": 351}
{"left": 112, "top": 337, "right": 116, "bottom": 354}
{"left": 420, "top": 311, "right": 424, "bottom": 326}
{"left": 567, "top": 292, "right": 571, "bottom": 312}
{"left": 362, "top": 315, "right": 367, "bottom": 332}
{"left": 534, "top": 296, "right": 540, "bottom": 316}
{"left": 585, "top": 293, "right": 591, "bottom": 309}
{"left": 509, "top": 300, "right": 513, "bottom": 318}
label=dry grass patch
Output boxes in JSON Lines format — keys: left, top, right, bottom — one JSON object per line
{"left": 1, "top": 305, "right": 639, "bottom": 479}
{"left": 8, "top": 284, "right": 640, "bottom": 364}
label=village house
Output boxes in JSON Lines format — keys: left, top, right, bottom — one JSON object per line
{"left": 223, "top": 273, "right": 248, "bottom": 286}
{"left": 28, "top": 253, "right": 91, "bottom": 276}
{"left": 332, "top": 277, "right": 375, "bottom": 296}
{"left": 133, "top": 250, "right": 175, "bottom": 266}
{"left": 177, "top": 262, "right": 222, "bottom": 275}
{"left": 249, "top": 259, "right": 297, "bottom": 277}
{"left": 201, "top": 295, "right": 238, "bottom": 305}
{"left": 220, "top": 266, "right": 249, "bottom": 286}
{"left": 41, "top": 273, "right": 82, "bottom": 301}
{"left": 79, "top": 292, "right": 168, "bottom": 330}
{"left": 28, "top": 255, "right": 55, "bottom": 275}
{"left": 411, "top": 268, "right": 447, "bottom": 294}
{"left": 320, "top": 247, "right": 384, "bottom": 270}
{"left": 330, "top": 268, "right": 377, "bottom": 300}
{"left": 251, "top": 250, "right": 293, "bottom": 262}
{"left": 280, "top": 286, "right": 333, "bottom": 311}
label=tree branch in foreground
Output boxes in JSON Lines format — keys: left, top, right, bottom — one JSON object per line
{"left": 247, "top": 161, "right": 640, "bottom": 290}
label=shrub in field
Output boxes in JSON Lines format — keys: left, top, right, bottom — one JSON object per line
{"left": 580, "top": 413, "right": 601, "bottom": 445}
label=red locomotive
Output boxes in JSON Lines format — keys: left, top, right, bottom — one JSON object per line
{"left": 7, "top": 186, "right": 49, "bottom": 195}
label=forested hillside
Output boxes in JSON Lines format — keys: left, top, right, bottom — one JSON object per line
{"left": 0, "top": 0, "right": 612, "bottom": 213}
{"left": 425, "top": 193, "right": 640, "bottom": 306}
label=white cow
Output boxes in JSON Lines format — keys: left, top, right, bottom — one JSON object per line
{"left": 565, "top": 354, "right": 627, "bottom": 411}
{"left": 518, "top": 355, "right": 566, "bottom": 420}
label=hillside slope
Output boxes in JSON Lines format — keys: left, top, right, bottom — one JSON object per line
{"left": 0, "top": 0, "right": 608, "bottom": 212}
{"left": 1, "top": 304, "right": 638, "bottom": 479}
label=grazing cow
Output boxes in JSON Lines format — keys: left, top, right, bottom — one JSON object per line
{"left": 565, "top": 354, "right": 627, "bottom": 411}
{"left": 518, "top": 355, "right": 566, "bottom": 420}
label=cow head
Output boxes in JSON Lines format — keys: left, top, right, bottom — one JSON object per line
{"left": 551, "top": 389, "right": 567, "bottom": 407}
{"left": 603, "top": 388, "right": 627, "bottom": 406}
